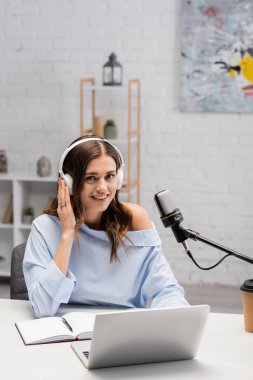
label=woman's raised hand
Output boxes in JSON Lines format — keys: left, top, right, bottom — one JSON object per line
{"left": 57, "top": 178, "right": 76, "bottom": 238}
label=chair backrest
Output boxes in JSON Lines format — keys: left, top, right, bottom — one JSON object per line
{"left": 10, "top": 243, "right": 28, "bottom": 300}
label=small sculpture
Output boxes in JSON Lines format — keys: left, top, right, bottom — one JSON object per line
{"left": 37, "top": 156, "right": 51, "bottom": 177}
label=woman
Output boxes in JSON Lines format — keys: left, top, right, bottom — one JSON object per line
{"left": 23, "top": 135, "right": 189, "bottom": 317}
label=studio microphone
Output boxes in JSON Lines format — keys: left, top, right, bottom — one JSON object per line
{"left": 154, "top": 189, "right": 253, "bottom": 270}
{"left": 154, "top": 189, "right": 190, "bottom": 254}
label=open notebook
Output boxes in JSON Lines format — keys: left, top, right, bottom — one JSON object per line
{"left": 16, "top": 312, "right": 96, "bottom": 345}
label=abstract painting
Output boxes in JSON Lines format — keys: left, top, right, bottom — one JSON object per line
{"left": 180, "top": 0, "right": 253, "bottom": 112}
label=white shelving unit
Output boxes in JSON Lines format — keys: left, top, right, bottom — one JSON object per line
{"left": 0, "top": 173, "right": 57, "bottom": 277}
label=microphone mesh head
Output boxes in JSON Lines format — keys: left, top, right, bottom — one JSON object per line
{"left": 154, "top": 190, "right": 177, "bottom": 217}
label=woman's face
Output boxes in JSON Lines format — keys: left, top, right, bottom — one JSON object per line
{"left": 80, "top": 154, "right": 118, "bottom": 217}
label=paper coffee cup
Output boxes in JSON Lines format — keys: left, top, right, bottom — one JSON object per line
{"left": 240, "top": 279, "right": 253, "bottom": 333}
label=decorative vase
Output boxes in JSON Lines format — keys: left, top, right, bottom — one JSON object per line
{"left": 22, "top": 207, "right": 34, "bottom": 224}
{"left": 104, "top": 120, "right": 117, "bottom": 139}
{"left": 22, "top": 214, "right": 34, "bottom": 224}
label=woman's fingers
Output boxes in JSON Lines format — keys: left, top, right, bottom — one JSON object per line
{"left": 58, "top": 178, "right": 67, "bottom": 208}
{"left": 56, "top": 178, "right": 75, "bottom": 239}
{"left": 64, "top": 182, "right": 71, "bottom": 208}
{"left": 57, "top": 178, "right": 67, "bottom": 215}
{"left": 57, "top": 178, "right": 75, "bottom": 232}
{"left": 57, "top": 177, "right": 64, "bottom": 207}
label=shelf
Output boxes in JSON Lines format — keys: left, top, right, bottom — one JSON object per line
{"left": 18, "top": 223, "right": 33, "bottom": 230}
{"left": 0, "top": 172, "right": 57, "bottom": 182}
{"left": 83, "top": 85, "right": 129, "bottom": 92}
{"left": 0, "top": 223, "right": 13, "bottom": 229}
{"left": 0, "top": 174, "right": 13, "bottom": 181}
{"left": 105, "top": 137, "right": 138, "bottom": 145}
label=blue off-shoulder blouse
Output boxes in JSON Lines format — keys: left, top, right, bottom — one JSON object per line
{"left": 23, "top": 214, "right": 189, "bottom": 317}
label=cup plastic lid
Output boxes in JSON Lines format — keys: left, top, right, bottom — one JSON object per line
{"left": 240, "top": 279, "right": 253, "bottom": 292}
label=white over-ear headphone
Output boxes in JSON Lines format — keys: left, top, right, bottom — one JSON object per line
{"left": 59, "top": 137, "right": 124, "bottom": 195}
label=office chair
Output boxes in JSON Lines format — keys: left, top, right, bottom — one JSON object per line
{"left": 10, "top": 243, "right": 28, "bottom": 300}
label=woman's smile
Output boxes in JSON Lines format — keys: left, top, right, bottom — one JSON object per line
{"left": 91, "top": 194, "right": 110, "bottom": 202}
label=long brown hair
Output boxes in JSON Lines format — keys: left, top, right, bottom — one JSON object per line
{"left": 45, "top": 135, "right": 133, "bottom": 262}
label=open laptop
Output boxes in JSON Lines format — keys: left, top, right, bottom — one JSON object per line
{"left": 71, "top": 304, "right": 210, "bottom": 369}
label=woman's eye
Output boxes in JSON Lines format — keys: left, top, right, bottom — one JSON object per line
{"left": 106, "top": 173, "right": 116, "bottom": 180}
{"left": 85, "top": 176, "right": 96, "bottom": 182}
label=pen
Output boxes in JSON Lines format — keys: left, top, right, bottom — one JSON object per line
{"left": 62, "top": 317, "right": 73, "bottom": 332}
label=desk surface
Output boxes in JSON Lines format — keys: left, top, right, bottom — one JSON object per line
{"left": 0, "top": 299, "right": 252, "bottom": 379}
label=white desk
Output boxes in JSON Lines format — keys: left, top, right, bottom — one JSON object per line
{"left": 1, "top": 299, "right": 252, "bottom": 379}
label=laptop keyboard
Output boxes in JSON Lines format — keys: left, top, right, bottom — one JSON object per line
{"left": 83, "top": 351, "right": 89, "bottom": 359}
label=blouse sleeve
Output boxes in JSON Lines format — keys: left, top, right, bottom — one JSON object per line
{"left": 140, "top": 244, "right": 189, "bottom": 309}
{"left": 23, "top": 219, "right": 76, "bottom": 317}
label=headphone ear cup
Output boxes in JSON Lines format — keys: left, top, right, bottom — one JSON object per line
{"left": 62, "top": 173, "right": 73, "bottom": 195}
{"left": 116, "top": 168, "right": 124, "bottom": 190}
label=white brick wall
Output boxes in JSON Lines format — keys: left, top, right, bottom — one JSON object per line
{"left": 1, "top": 0, "right": 253, "bottom": 287}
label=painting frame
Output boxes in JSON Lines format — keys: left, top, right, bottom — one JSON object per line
{"left": 180, "top": 0, "right": 253, "bottom": 113}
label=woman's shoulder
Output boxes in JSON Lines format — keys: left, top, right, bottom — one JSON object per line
{"left": 122, "top": 202, "right": 152, "bottom": 231}
{"left": 32, "top": 213, "right": 60, "bottom": 230}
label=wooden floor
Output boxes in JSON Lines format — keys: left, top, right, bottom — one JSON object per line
{"left": 0, "top": 277, "right": 243, "bottom": 314}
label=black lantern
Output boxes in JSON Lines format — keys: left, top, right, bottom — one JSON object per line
{"left": 103, "top": 53, "right": 123, "bottom": 86}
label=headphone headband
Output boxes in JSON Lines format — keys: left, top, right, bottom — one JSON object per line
{"left": 59, "top": 137, "right": 124, "bottom": 173}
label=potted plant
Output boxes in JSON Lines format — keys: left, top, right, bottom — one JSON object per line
{"left": 22, "top": 206, "right": 34, "bottom": 224}
{"left": 104, "top": 119, "right": 117, "bottom": 139}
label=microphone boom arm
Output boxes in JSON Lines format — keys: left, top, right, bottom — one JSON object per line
{"left": 184, "top": 228, "right": 253, "bottom": 265}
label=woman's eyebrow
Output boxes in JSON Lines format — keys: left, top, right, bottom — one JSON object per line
{"left": 85, "top": 170, "right": 116, "bottom": 175}
{"left": 85, "top": 172, "right": 98, "bottom": 175}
